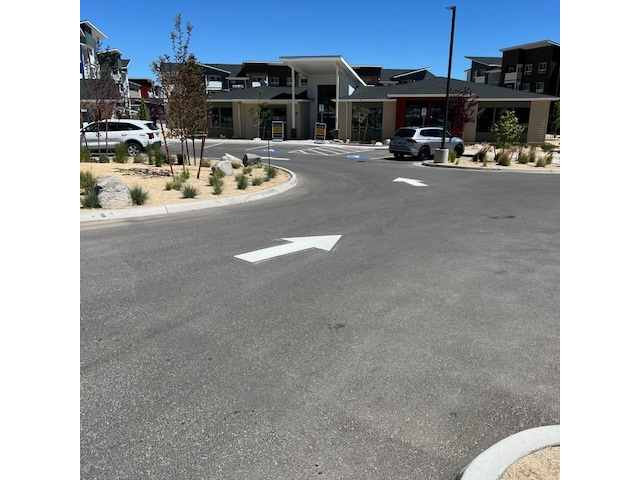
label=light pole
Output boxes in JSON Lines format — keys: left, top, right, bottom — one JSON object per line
{"left": 440, "top": 5, "right": 456, "bottom": 150}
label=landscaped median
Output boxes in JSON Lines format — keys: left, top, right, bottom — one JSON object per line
{"left": 423, "top": 141, "right": 560, "bottom": 173}
{"left": 80, "top": 154, "right": 294, "bottom": 222}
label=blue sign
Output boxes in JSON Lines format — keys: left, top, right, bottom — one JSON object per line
{"left": 346, "top": 154, "right": 369, "bottom": 159}
{"left": 262, "top": 148, "right": 282, "bottom": 153}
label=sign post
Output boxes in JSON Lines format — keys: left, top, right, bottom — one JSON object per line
{"left": 272, "top": 121, "right": 285, "bottom": 142}
{"left": 314, "top": 122, "right": 327, "bottom": 143}
{"left": 421, "top": 107, "right": 427, "bottom": 126}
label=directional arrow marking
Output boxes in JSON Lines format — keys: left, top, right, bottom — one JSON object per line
{"left": 393, "top": 177, "right": 428, "bottom": 187}
{"left": 234, "top": 235, "right": 342, "bottom": 263}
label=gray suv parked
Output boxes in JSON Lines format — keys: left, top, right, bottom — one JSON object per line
{"left": 389, "top": 127, "right": 464, "bottom": 160}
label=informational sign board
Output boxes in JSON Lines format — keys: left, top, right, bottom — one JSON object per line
{"left": 319, "top": 104, "right": 325, "bottom": 113}
{"left": 421, "top": 107, "right": 427, "bottom": 118}
{"left": 315, "top": 122, "right": 327, "bottom": 141}
{"left": 272, "top": 121, "right": 285, "bottom": 141}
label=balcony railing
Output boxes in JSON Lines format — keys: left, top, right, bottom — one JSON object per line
{"left": 504, "top": 71, "right": 522, "bottom": 83}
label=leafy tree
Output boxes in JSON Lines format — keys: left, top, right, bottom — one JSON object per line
{"left": 136, "top": 101, "right": 150, "bottom": 120}
{"left": 447, "top": 87, "right": 478, "bottom": 137}
{"left": 81, "top": 41, "right": 121, "bottom": 154}
{"left": 550, "top": 101, "right": 560, "bottom": 137}
{"left": 491, "top": 110, "right": 524, "bottom": 150}
{"left": 152, "top": 14, "right": 195, "bottom": 177}
{"left": 248, "top": 92, "right": 271, "bottom": 139}
{"left": 352, "top": 102, "right": 371, "bottom": 144}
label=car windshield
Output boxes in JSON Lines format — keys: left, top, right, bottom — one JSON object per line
{"left": 393, "top": 128, "right": 417, "bottom": 138}
{"left": 145, "top": 123, "right": 159, "bottom": 130}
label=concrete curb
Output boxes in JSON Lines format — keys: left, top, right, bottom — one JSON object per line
{"left": 454, "top": 425, "right": 560, "bottom": 480}
{"left": 80, "top": 166, "right": 298, "bottom": 223}
{"left": 418, "top": 161, "right": 560, "bottom": 174}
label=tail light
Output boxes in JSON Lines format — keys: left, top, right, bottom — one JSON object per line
{"left": 147, "top": 132, "right": 155, "bottom": 139}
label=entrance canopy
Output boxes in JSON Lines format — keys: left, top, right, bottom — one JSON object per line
{"left": 280, "top": 56, "right": 367, "bottom": 87}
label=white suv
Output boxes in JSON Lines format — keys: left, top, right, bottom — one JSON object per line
{"left": 80, "top": 119, "right": 162, "bottom": 156}
{"left": 389, "top": 126, "right": 464, "bottom": 161}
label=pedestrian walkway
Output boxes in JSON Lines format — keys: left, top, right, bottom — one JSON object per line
{"left": 289, "top": 144, "right": 376, "bottom": 156}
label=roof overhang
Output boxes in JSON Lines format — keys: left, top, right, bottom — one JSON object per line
{"left": 500, "top": 40, "right": 560, "bottom": 52}
{"left": 80, "top": 21, "right": 107, "bottom": 40}
{"left": 280, "top": 56, "right": 367, "bottom": 87}
{"left": 392, "top": 67, "right": 431, "bottom": 78}
{"left": 200, "top": 63, "right": 231, "bottom": 74}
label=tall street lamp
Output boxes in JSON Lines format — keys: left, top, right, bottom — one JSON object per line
{"left": 440, "top": 5, "right": 456, "bottom": 150}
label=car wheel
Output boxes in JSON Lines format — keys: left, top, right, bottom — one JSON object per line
{"left": 126, "top": 142, "right": 142, "bottom": 157}
{"left": 455, "top": 145, "right": 464, "bottom": 158}
{"left": 419, "top": 146, "right": 430, "bottom": 161}
{"left": 393, "top": 152, "right": 404, "bottom": 159}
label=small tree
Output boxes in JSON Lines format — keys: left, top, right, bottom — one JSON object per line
{"left": 352, "top": 102, "right": 371, "bottom": 144}
{"left": 248, "top": 93, "right": 270, "bottom": 139}
{"left": 447, "top": 87, "right": 478, "bottom": 137}
{"left": 550, "top": 101, "right": 560, "bottom": 137}
{"left": 137, "top": 101, "right": 150, "bottom": 120}
{"left": 491, "top": 110, "right": 524, "bottom": 150}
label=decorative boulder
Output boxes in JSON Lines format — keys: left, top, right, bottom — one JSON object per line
{"left": 221, "top": 153, "right": 242, "bottom": 164}
{"left": 212, "top": 160, "right": 234, "bottom": 177}
{"left": 95, "top": 175, "right": 132, "bottom": 209}
{"left": 243, "top": 153, "right": 262, "bottom": 167}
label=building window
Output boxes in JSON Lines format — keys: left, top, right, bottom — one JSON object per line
{"left": 299, "top": 76, "right": 308, "bottom": 87}
{"left": 524, "top": 64, "right": 532, "bottom": 75}
{"left": 522, "top": 83, "right": 530, "bottom": 91}
{"left": 507, "top": 66, "right": 515, "bottom": 73}
{"left": 286, "top": 77, "right": 292, "bottom": 86}
{"left": 536, "top": 82, "right": 544, "bottom": 93}
{"left": 269, "top": 77, "right": 280, "bottom": 86}
{"left": 538, "top": 62, "right": 547, "bottom": 74}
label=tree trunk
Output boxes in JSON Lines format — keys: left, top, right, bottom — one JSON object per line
{"left": 158, "top": 120, "right": 174, "bottom": 177}
{"left": 197, "top": 115, "right": 207, "bottom": 179}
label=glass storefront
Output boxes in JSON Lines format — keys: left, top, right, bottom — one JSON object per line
{"left": 404, "top": 100, "right": 446, "bottom": 128}
{"left": 209, "top": 105, "right": 233, "bottom": 138}
{"left": 351, "top": 103, "right": 383, "bottom": 143}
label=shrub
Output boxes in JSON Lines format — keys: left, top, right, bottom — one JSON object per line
{"left": 496, "top": 151, "right": 511, "bottom": 166}
{"left": 243, "top": 167, "right": 253, "bottom": 174}
{"left": 211, "top": 177, "right": 224, "bottom": 195}
{"left": 200, "top": 158, "right": 211, "bottom": 168}
{"left": 264, "top": 166, "right": 277, "bottom": 179}
{"left": 165, "top": 178, "right": 184, "bottom": 190}
{"left": 536, "top": 152, "right": 554, "bottom": 167}
{"left": 252, "top": 176, "right": 264, "bottom": 186}
{"left": 99, "top": 154, "right": 110, "bottom": 163}
{"left": 80, "top": 170, "right": 97, "bottom": 194}
{"left": 134, "top": 153, "right": 146, "bottom": 164}
{"left": 182, "top": 184, "right": 199, "bottom": 198}
{"left": 448, "top": 150, "right": 457, "bottom": 163}
{"left": 179, "top": 168, "right": 190, "bottom": 181}
{"left": 113, "top": 142, "right": 129, "bottom": 163}
{"left": 476, "top": 143, "right": 491, "bottom": 164}
{"left": 231, "top": 161, "right": 242, "bottom": 169}
{"left": 517, "top": 145, "right": 530, "bottom": 164}
{"left": 80, "top": 147, "right": 92, "bottom": 163}
{"left": 129, "top": 185, "right": 149, "bottom": 205}
{"left": 541, "top": 142, "right": 556, "bottom": 153}
{"left": 211, "top": 168, "right": 226, "bottom": 179}
{"left": 81, "top": 188, "right": 100, "bottom": 209}
{"left": 236, "top": 174, "right": 249, "bottom": 190}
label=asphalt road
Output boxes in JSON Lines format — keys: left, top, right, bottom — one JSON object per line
{"left": 81, "top": 141, "right": 559, "bottom": 479}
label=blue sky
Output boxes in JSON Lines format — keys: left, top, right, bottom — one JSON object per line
{"left": 80, "top": 0, "right": 559, "bottom": 81}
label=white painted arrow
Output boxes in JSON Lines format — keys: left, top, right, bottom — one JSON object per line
{"left": 393, "top": 177, "right": 428, "bottom": 187}
{"left": 234, "top": 235, "right": 342, "bottom": 263}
